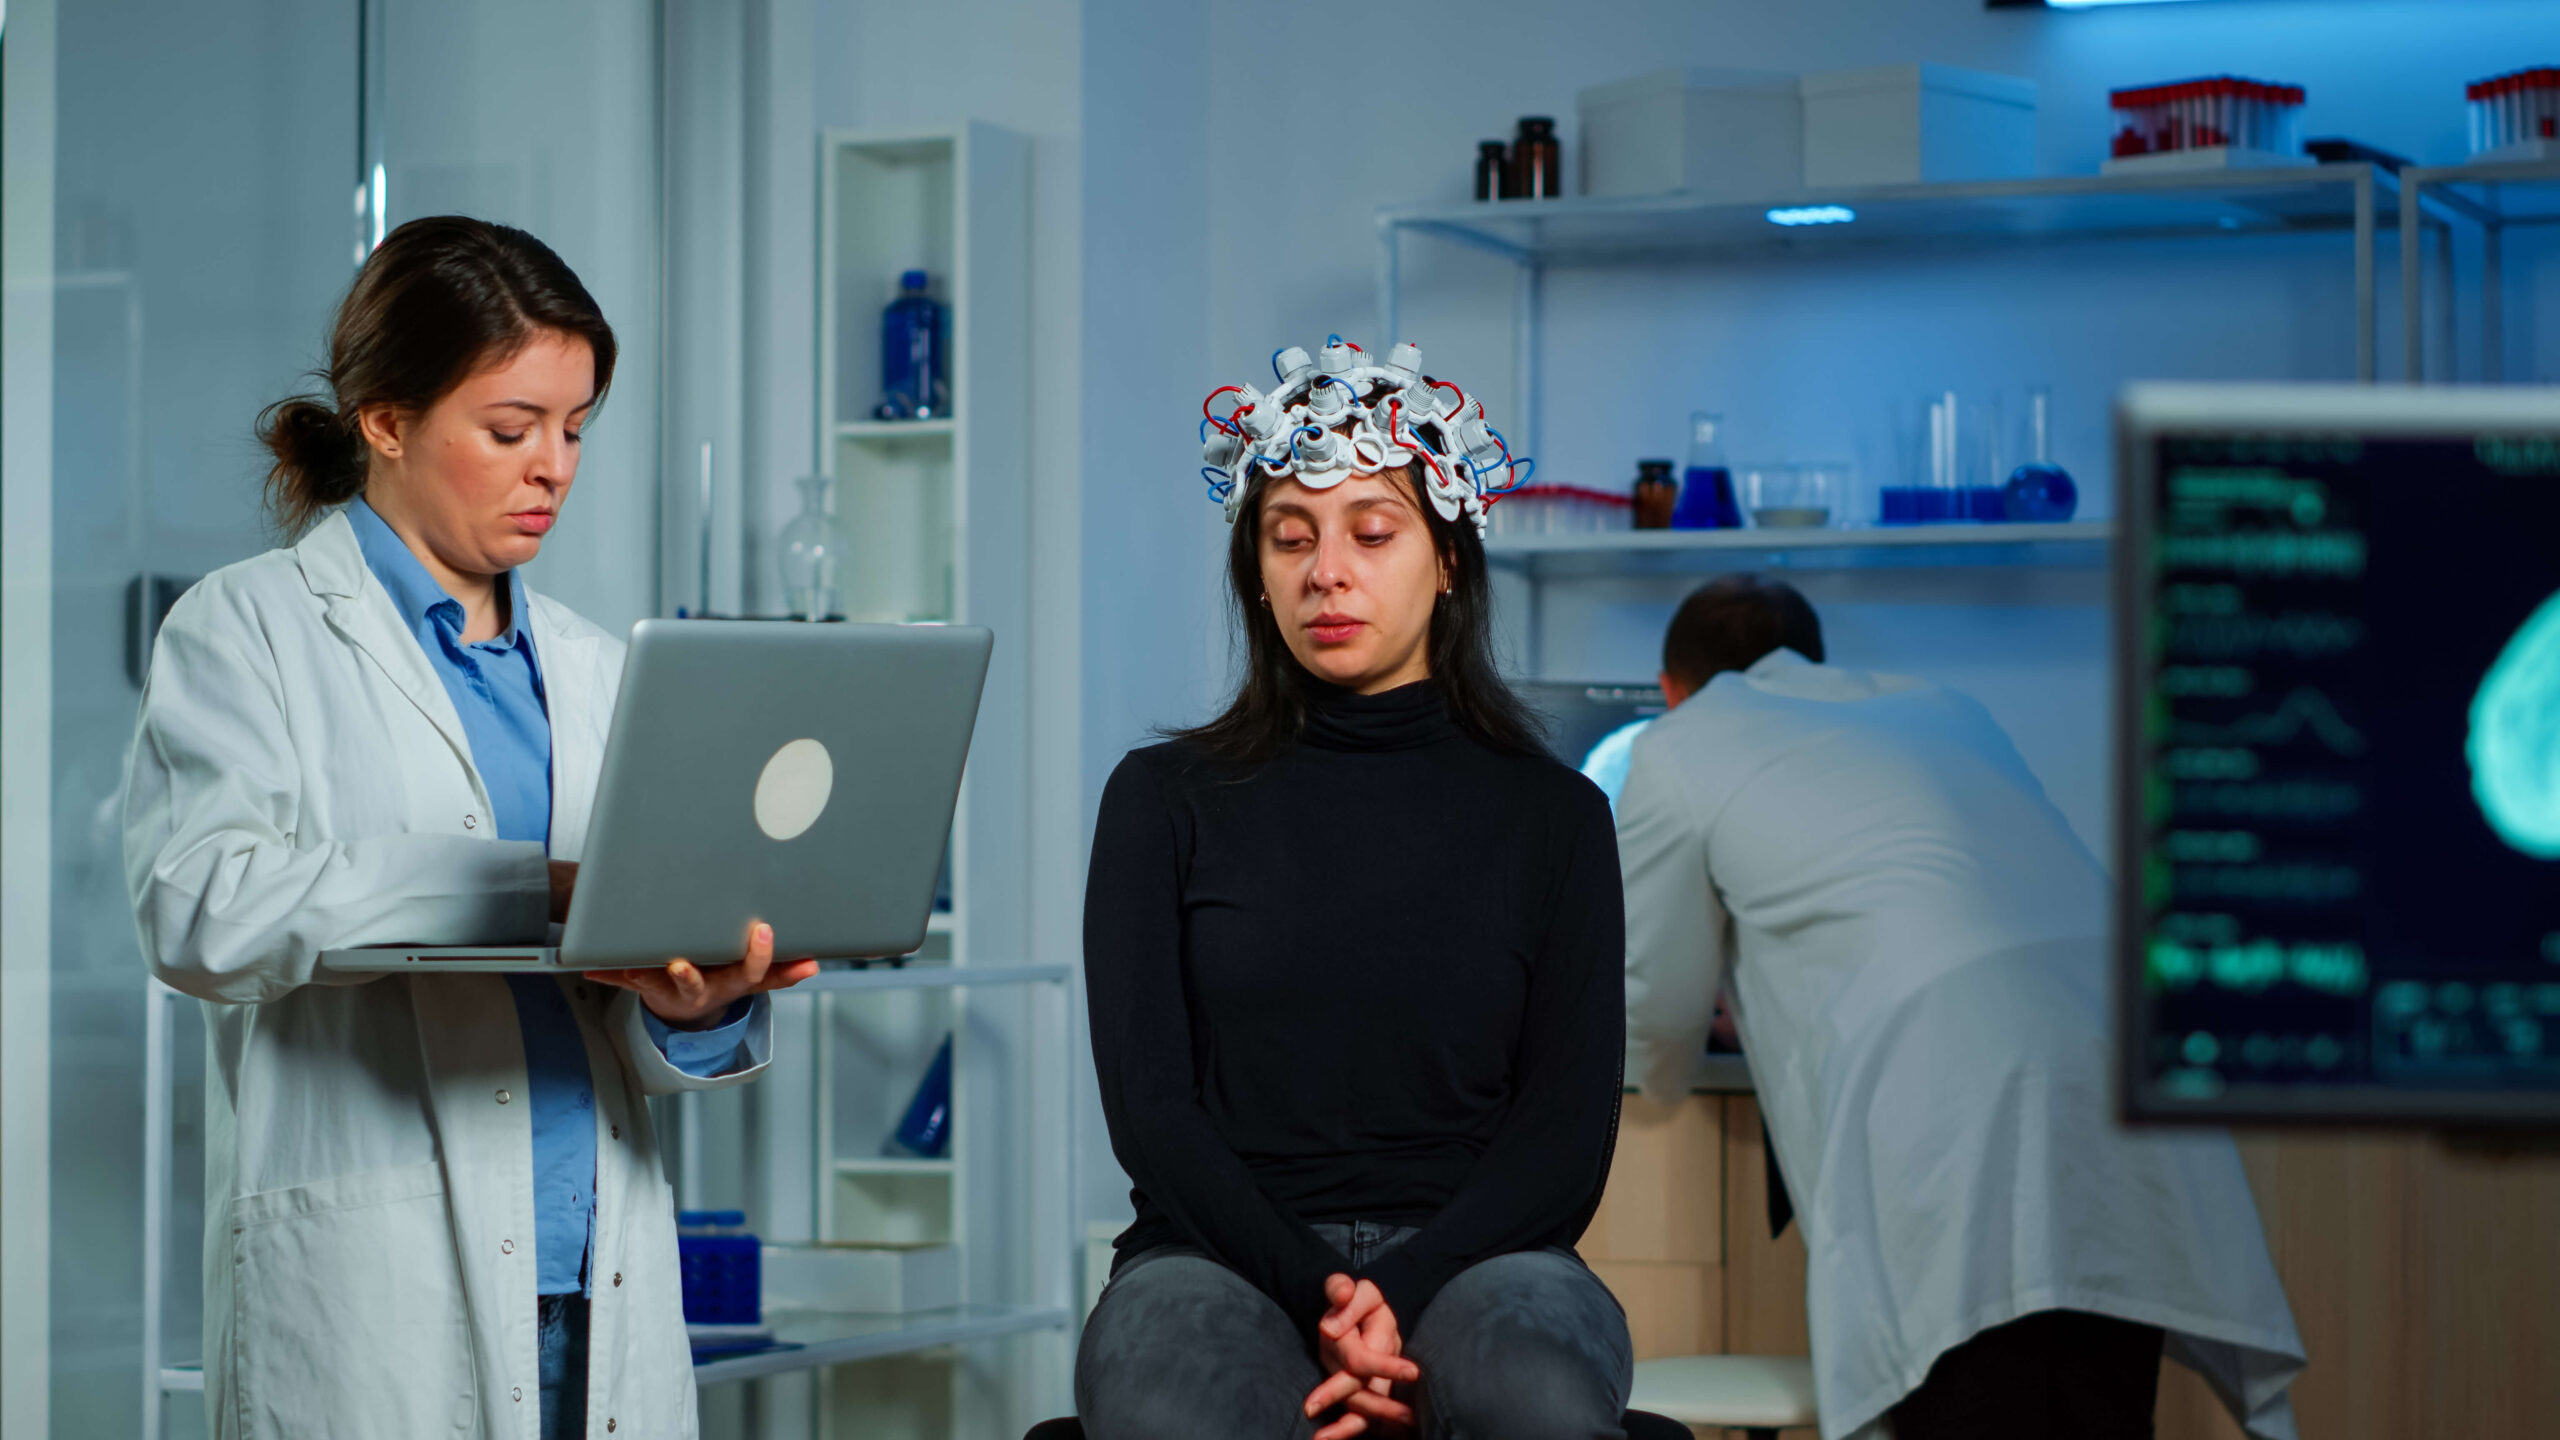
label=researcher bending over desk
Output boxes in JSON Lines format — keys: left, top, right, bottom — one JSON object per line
{"left": 1614, "top": 576, "right": 2304, "bottom": 1440}
{"left": 122, "top": 217, "right": 814, "bottom": 1440}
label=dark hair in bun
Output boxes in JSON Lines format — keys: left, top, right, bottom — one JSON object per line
{"left": 256, "top": 215, "right": 617, "bottom": 537}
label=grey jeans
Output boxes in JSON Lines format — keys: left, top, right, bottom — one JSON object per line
{"left": 1075, "top": 1222, "right": 1634, "bottom": 1440}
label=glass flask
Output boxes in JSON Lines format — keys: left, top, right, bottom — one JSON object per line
{"left": 1672, "top": 411, "right": 1743, "bottom": 529}
{"left": 2003, "top": 386, "right": 2079, "bottom": 523}
{"left": 777, "top": 474, "right": 851, "bottom": 620}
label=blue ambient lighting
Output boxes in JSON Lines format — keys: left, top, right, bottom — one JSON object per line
{"left": 2046, "top": 0, "right": 2209, "bottom": 8}
{"left": 1766, "top": 205, "right": 1857, "bottom": 227}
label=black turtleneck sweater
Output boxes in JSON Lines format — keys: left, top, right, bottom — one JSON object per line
{"left": 1083, "top": 679, "right": 1625, "bottom": 1341}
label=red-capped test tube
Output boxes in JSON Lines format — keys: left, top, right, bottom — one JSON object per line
{"left": 2467, "top": 68, "right": 2560, "bottom": 156}
{"left": 2110, "top": 76, "right": 2303, "bottom": 160}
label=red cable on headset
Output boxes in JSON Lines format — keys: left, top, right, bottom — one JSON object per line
{"left": 1202, "top": 385, "right": 1245, "bottom": 436}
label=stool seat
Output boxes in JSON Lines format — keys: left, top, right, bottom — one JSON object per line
{"left": 1629, "top": 1354, "right": 1819, "bottom": 1429}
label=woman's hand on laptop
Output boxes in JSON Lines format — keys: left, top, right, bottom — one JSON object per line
{"left": 583, "top": 922, "right": 820, "bottom": 1029}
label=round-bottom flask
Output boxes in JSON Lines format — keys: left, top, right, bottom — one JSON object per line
{"left": 777, "top": 474, "right": 850, "bottom": 620}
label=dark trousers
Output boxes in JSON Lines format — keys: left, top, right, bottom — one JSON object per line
{"left": 1076, "top": 1221, "right": 1634, "bottom": 1440}
{"left": 1889, "top": 1309, "right": 2165, "bottom": 1440}
{"left": 537, "top": 1292, "right": 590, "bottom": 1440}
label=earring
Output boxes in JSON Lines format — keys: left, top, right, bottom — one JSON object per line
{"left": 1258, "top": 593, "right": 1270, "bottom": 608}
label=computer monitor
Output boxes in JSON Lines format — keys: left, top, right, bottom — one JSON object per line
{"left": 2115, "top": 383, "right": 2560, "bottom": 1126}
{"left": 1518, "top": 680, "right": 1670, "bottom": 776}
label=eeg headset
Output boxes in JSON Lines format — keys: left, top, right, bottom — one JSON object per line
{"left": 1200, "top": 337, "right": 1533, "bottom": 537}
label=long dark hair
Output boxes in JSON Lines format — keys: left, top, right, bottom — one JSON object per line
{"left": 1169, "top": 446, "right": 1547, "bottom": 766}
{"left": 255, "top": 216, "right": 618, "bottom": 537}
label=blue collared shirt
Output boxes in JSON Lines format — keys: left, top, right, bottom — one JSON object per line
{"left": 348, "top": 500, "right": 753, "bottom": 1294}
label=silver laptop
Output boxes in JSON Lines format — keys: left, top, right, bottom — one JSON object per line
{"left": 322, "top": 620, "right": 992, "bottom": 973}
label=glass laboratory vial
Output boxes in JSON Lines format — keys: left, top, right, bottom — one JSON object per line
{"left": 885, "top": 1034, "right": 955, "bottom": 1159}
{"left": 1474, "top": 140, "right": 1509, "bottom": 201}
{"left": 1632, "top": 459, "right": 1678, "bottom": 529}
{"left": 1672, "top": 411, "right": 1742, "bottom": 529}
{"left": 2003, "top": 386, "right": 2079, "bottom": 523}
{"left": 875, "top": 269, "right": 949, "bottom": 420}
{"left": 1510, "top": 117, "right": 1562, "bottom": 200}
{"left": 776, "top": 474, "right": 851, "bottom": 620}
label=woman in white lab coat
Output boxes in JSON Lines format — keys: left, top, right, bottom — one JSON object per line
{"left": 123, "top": 217, "right": 815, "bottom": 1440}
{"left": 1615, "top": 576, "right": 2304, "bottom": 1440}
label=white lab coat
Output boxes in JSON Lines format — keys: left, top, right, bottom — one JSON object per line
{"left": 1617, "top": 651, "right": 2304, "bottom": 1440}
{"left": 123, "top": 510, "right": 767, "bottom": 1440}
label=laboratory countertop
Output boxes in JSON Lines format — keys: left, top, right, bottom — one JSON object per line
{"left": 1621, "top": 1054, "right": 1757, "bottom": 1097}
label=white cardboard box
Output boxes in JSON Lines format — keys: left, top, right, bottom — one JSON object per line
{"left": 761, "top": 1242, "right": 959, "bottom": 1315}
{"left": 1801, "top": 64, "right": 2037, "bottom": 188}
{"left": 1578, "top": 68, "right": 1802, "bottom": 199}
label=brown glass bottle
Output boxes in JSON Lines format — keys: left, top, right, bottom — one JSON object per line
{"left": 1633, "top": 459, "right": 1678, "bottom": 529}
{"left": 1474, "top": 141, "right": 1509, "bottom": 202}
{"left": 1509, "top": 117, "right": 1562, "bottom": 200}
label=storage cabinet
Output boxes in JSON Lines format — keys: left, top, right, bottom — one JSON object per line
{"left": 1587, "top": 1090, "right": 2560, "bottom": 1439}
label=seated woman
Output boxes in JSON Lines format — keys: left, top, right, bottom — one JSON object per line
{"left": 1079, "top": 339, "right": 1632, "bottom": 1440}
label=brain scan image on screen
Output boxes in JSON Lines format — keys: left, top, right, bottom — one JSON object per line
{"left": 2468, "top": 589, "right": 2560, "bottom": 860}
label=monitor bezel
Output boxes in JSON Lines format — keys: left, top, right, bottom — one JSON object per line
{"left": 2113, "top": 383, "right": 2560, "bottom": 1129}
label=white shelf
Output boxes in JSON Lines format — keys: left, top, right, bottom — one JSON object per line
{"left": 1484, "top": 520, "right": 2113, "bottom": 579}
{"left": 835, "top": 1157, "right": 956, "bottom": 1176}
{"left": 837, "top": 418, "right": 957, "bottom": 441}
{"left": 695, "top": 1304, "right": 1075, "bottom": 1386}
{"left": 1381, "top": 166, "right": 2401, "bottom": 266}
{"left": 163, "top": 1303, "right": 1080, "bottom": 1394}
{"left": 802, "top": 962, "right": 1069, "bottom": 993}
{"left": 925, "top": 910, "right": 957, "bottom": 936}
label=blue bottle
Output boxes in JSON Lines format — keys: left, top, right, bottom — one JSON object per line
{"left": 875, "top": 270, "right": 948, "bottom": 421}
{"left": 885, "top": 1034, "right": 954, "bottom": 1159}
{"left": 1671, "top": 411, "right": 1742, "bottom": 529}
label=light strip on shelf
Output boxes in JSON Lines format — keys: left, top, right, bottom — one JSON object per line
{"left": 1767, "top": 205, "right": 1857, "bottom": 227}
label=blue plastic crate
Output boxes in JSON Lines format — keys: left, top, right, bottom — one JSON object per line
{"left": 676, "top": 1211, "right": 761, "bottom": 1325}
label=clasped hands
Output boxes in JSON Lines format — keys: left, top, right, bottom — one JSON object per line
{"left": 548, "top": 861, "right": 819, "bottom": 1027}
{"left": 1304, "top": 1274, "right": 1421, "bottom": 1440}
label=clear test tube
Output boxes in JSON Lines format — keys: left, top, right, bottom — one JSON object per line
{"left": 2216, "top": 78, "right": 2233, "bottom": 148}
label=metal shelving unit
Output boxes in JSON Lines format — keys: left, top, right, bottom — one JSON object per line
{"left": 144, "top": 119, "right": 1059, "bottom": 1440}
{"left": 1376, "top": 169, "right": 2416, "bottom": 679}
{"left": 1484, "top": 519, "right": 2113, "bottom": 578}
{"left": 1377, "top": 166, "right": 2407, "bottom": 471}
{"left": 143, "top": 959, "right": 1081, "bottom": 1432}
{"left": 2397, "top": 156, "right": 2560, "bottom": 383}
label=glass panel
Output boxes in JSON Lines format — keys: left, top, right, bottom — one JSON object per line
{"left": 8, "top": 4, "right": 662, "bottom": 1434}
{"left": 33, "top": 3, "right": 358, "bottom": 1437}
{"left": 368, "top": 0, "right": 662, "bottom": 635}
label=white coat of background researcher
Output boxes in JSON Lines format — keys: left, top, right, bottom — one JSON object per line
{"left": 121, "top": 217, "right": 816, "bottom": 1440}
{"left": 1613, "top": 575, "right": 2305, "bottom": 1440}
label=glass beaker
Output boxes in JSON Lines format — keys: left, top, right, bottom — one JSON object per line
{"left": 777, "top": 474, "right": 851, "bottom": 620}
{"left": 1742, "top": 463, "right": 1842, "bottom": 529}
{"left": 1887, "top": 391, "right": 2000, "bottom": 524}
